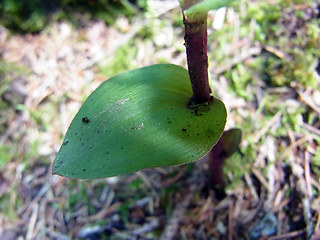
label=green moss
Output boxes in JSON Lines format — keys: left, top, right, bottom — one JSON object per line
{"left": 98, "top": 41, "right": 138, "bottom": 77}
{"left": 311, "top": 146, "right": 320, "bottom": 177}
{"left": 213, "top": 1, "right": 319, "bottom": 89}
{"left": 0, "top": 144, "right": 14, "bottom": 170}
{"left": 0, "top": 184, "right": 22, "bottom": 222}
{"left": 223, "top": 152, "right": 249, "bottom": 187}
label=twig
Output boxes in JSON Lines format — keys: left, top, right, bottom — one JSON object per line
{"left": 277, "top": 135, "right": 311, "bottom": 163}
{"left": 136, "top": 171, "right": 153, "bottom": 189}
{"left": 240, "top": 189, "right": 266, "bottom": 225}
{"left": 228, "top": 201, "right": 235, "bottom": 240}
{"left": 264, "top": 45, "right": 288, "bottom": 59}
{"left": 213, "top": 46, "right": 262, "bottom": 76}
{"left": 303, "top": 151, "right": 314, "bottom": 237}
{"left": 268, "top": 229, "right": 306, "bottom": 240}
{"left": 314, "top": 212, "right": 320, "bottom": 239}
{"left": 46, "top": 228, "right": 69, "bottom": 240}
{"left": 159, "top": 190, "right": 193, "bottom": 240}
{"left": 251, "top": 168, "right": 269, "bottom": 191}
{"left": 160, "top": 167, "right": 205, "bottom": 240}
{"left": 298, "top": 90, "right": 320, "bottom": 114}
{"left": 88, "top": 191, "right": 116, "bottom": 222}
{"left": 26, "top": 203, "right": 39, "bottom": 240}
{"left": 285, "top": 132, "right": 313, "bottom": 238}
{"left": 302, "top": 122, "right": 320, "bottom": 136}
{"left": 304, "top": 151, "right": 313, "bottom": 198}
{"left": 310, "top": 177, "right": 320, "bottom": 192}
{"left": 132, "top": 219, "right": 159, "bottom": 236}
{"left": 253, "top": 111, "right": 282, "bottom": 143}
{"left": 244, "top": 172, "right": 259, "bottom": 202}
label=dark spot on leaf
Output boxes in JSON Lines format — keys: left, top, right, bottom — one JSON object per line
{"left": 97, "top": 130, "right": 100, "bottom": 134}
{"left": 62, "top": 140, "right": 69, "bottom": 145}
{"left": 168, "top": 121, "right": 171, "bottom": 124}
{"left": 82, "top": 168, "right": 86, "bottom": 172}
{"left": 82, "top": 117, "right": 90, "bottom": 123}
{"left": 121, "top": 147, "right": 123, "bottom": 150}
{"left": 181, "top": 128, "right": 187, "bottom": 132}
{"left": 89, "top": 146, "right": 92, "bottom": 148}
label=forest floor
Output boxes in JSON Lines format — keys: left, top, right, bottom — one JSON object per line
{"left": 0, "top": 1, "right": 320, "bottom": 239}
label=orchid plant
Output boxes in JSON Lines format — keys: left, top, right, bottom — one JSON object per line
{"left": 52, "top": 0, "right": 239, "bottom": 182}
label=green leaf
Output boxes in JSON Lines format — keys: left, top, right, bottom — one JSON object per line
{"left": 185, "top": 0, "right": 236, "bottom": 19}
{"left": 220, "top": 128, "right": 242, "bottom": 157}
{"left": 52, "top": 64, "right": 226, "bottom": 179}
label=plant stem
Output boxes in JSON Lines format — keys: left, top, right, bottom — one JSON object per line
{"left": 183, "top": 12, "right": 211, "bottom": 104}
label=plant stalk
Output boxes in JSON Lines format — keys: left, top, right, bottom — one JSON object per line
{"left": 183, "top": 12, "right": 211, "bottom": 104}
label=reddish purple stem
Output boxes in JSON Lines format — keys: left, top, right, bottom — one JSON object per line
{"left": 208, "top": 139, "right": 225, "bottom": 186}
{"left": 183, "top": 13, "right": 211, "bottom": 104}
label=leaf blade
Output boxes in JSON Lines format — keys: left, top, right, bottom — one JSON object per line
{"left": 53, "top": 64, "right": 226, "bottom": 179}
{"left": 184, "top": 0, "right": 236, "bottom": 20}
